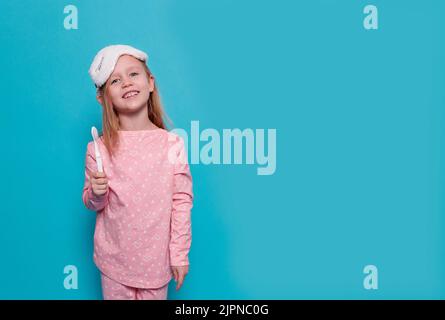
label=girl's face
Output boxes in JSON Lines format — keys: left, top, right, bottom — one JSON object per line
{"left": 103, "top": 54, "right": 154, "bottom": 114}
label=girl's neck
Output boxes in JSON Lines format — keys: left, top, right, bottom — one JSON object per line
{"left": 117, "top": 101, "right": 160, "bottom": 131}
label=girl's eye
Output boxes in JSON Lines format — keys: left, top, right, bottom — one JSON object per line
{"left": 111, "top": 73, "right": 138, "bottom": 84}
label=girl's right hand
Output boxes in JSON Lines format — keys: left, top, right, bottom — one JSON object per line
{"left": 90, "top": 171, "right": 108, "bottom": 197}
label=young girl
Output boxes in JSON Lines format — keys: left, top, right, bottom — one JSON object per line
{"left": 82, "top": 44, "right": 193, "bottom": 300}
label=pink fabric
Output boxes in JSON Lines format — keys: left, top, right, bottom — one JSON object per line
{"left": 101, "top": 272, "right": 168, "bottom": 300}
{"left": 82, "top": 128, "right": 193, "bottom": 289}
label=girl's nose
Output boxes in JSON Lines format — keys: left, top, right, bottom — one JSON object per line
{"left": 121, "top": 77, "right": 133, "bottom": 88}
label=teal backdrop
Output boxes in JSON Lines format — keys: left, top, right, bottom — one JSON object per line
{"left": 0, "top": 0, "right": 444, "bottom": 299}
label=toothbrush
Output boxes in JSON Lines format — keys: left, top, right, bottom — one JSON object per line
{"left": 91, "top": 126, "right": 103, "bottom": 173}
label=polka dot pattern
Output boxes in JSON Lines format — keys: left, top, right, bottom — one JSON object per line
{"left": 81, "top": 129, "right": 194, "bottom": 289}
{"left": 101, "top": 272, "right": 168, "bottom": 300}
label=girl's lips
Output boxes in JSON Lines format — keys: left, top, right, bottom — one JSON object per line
{"left": 122, "top": 90, "right": 140, "bottom": 99}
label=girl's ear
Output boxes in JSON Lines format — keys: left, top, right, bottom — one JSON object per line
{"left": 96, "top": 92, "right": 104, "bottom": 107}
{"left": 148, "top": 75, "right": 155, "bottom": 93}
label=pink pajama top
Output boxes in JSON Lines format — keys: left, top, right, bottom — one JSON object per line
{"left": 81, "top": 128, "right": 193, "bottom": 288}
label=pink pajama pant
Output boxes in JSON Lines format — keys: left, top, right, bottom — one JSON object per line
{"left": 100, "top": 272, "right": 169, "bottom": 300}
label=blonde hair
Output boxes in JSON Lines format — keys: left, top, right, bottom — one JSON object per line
{"left": 97, "top": 61, "right": 173, "bottom": 159}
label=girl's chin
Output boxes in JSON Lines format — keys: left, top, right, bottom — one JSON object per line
{"left": 122, "top": 96, "right": 141, "bottom": 103}
{"left": 114, "top": 101, "right": 148, "bottom": 113}
{"left": 120, "top": 97, "right": 146, "bottom": 106}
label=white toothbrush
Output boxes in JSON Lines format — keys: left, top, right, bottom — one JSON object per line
{"left": 91, "top": 126, "right": 103, "bottom": 173}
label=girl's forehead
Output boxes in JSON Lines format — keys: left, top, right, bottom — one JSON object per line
{"left": 112, "top": 55, "right": 144, "bottom": 75}
{"left": 115, "top": 55, "right": 143, "bottom": 68}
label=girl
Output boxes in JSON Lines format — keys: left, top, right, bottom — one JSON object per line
{"left": 82, "top": 44, "right": 193, "bottom": 300}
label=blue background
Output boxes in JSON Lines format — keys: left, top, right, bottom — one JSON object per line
{"left": 0, "top": 0, "right": 444, "bottom": 299}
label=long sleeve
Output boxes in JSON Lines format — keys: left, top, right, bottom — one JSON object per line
{"left": 82, "top": 142, "right": 109, "bottom": 212}
{"left": 169, "top": 136, "right": 194, "bottom": 266}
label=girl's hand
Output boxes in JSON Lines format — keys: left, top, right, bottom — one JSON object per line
{"left": 89, "top": 171, "right": 108, "bottom": 197}
{"left": 171, "top": 265, "right": 189, "bottom": 291}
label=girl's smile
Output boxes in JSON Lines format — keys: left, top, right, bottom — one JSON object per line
{"left": 122, "top": 90, "right": 140, "bottom": 99}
